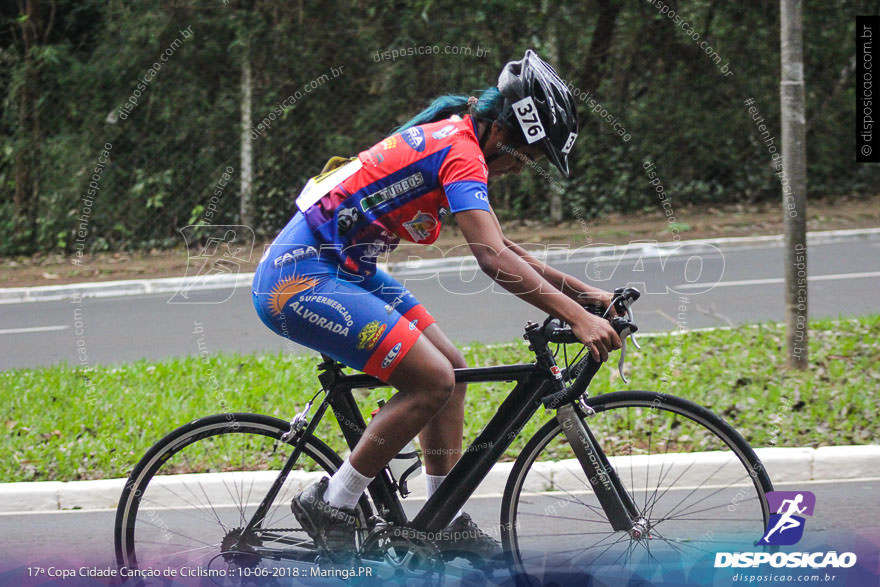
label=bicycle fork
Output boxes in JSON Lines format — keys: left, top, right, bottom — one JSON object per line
{"left": 555, "top": 403, "right": 647, "bottom": 538}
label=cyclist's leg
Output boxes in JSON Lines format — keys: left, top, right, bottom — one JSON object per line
{"left": 353, "top": 335, "right": 456, "bottom": 475}
{"left": 350, "top": 268, "right": 467, "bottom": 475}
{"left": 253, "top": 219, "right": 457, "bottom": 552}
{"left": 361, "top": 274, "right": 496, "bottom": 546}
{"left": 255, "top": 257, "right": 457, "bottom": 479}
{"left": 417, "top": 324, "right": 467, "bottom": 475}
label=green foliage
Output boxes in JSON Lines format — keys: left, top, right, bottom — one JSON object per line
{"left": 0, "top": 315, "right": 877, "bottom": 483}
{"left": 1, "top": 1, "right": 876, "bottom": 255}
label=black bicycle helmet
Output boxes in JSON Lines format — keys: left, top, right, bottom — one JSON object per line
{"left": 497, "top": 49, "right": 579, "bottom": 176}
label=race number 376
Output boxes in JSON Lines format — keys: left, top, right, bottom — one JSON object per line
{"left": 512, "top": 96, "right": 546, "bottom": 144}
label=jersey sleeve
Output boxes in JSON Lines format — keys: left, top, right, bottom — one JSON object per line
{"left": 439, "top": 136, "right": 491, "bottom": 214}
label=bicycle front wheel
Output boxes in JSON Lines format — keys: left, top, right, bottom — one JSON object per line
{"left": 501, "top": 391, "right": 773, "bottom": 577}
{"left": 115, "top": 413, "right": 371, "bottom": 579}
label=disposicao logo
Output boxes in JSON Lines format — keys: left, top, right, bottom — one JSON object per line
{"left": 714, "top": 490, "right": 857, "bottom": 570}
{"left": 757, "top": 491, "right": 815, "bottom": 546}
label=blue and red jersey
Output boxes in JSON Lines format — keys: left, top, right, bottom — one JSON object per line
{"left": 302, "top": 115, "right": 491, "bottom": 273}
{"left": 253, "top": 115, "right": 491, "bottom": 381}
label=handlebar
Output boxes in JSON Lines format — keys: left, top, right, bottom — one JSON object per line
{"left": 542, "top": 286, "right": 641, "bottom": 344}
{"left": 533, "top": 287, "right": 642, "bottom": 410}
{"left": 542, "top": 315, "right": 637, "bottom": 344}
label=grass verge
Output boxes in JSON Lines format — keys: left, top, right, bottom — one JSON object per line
{"left": 1, "top": 315, "right": 878, "bottom": 483}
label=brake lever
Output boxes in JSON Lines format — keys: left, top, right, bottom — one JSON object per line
{"left": 609, "top": 316, "right": 639, "bottom": 384}
{"left": 587, "top": 287, "right": 642, "bottom": 383}
{"left": 626, "top": 306, "right": 641, "bottom": 351}
{"left": 618, "top": 338, "right": 629, "bottom": 384}
{"left": 609, "top": 287, "right": 641, "bottom": 352}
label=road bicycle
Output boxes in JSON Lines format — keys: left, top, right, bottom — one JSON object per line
{"left": 114, "top": 287, "right": 774, "bottom": 584}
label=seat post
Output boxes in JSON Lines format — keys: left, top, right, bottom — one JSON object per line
{"left": 317, "top": 354, "right": 344, "bottom": 390}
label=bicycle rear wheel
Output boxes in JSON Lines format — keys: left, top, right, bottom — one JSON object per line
{"left": 114, "top": 413, "right": 371, "bottom": 580}
{"left": 501, "top": 391, "right": 773, "bottom": 578}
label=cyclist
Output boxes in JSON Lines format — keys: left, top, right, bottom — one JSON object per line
{"left": 252, "top": 49, "right": 621, "bottom": 561}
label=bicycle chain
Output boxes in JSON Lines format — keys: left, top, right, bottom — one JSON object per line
{"left": 384, "top": 525, "right": 442, "bottom": 547}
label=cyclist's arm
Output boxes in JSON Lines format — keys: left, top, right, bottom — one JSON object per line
{"left": 456, "top": 209, "right": 614, "bottom": 332}
{"left": 484, "top": 208, "right": 614, "bottom": 310}
{"left": 458, "top": 208, "right": 620, "bottom": 361}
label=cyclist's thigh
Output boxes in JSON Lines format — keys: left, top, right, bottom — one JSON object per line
{"left": 356, "top": 267, "right": 436, "bottom": 332}
{"left": 359, "top": 269, "right": 464, "bottom": 369}
{"left": 420, "top": 324, "right": 467, "bottom": 369}
{"left": 254, "top": 263, "right": 427, "bottom": 382}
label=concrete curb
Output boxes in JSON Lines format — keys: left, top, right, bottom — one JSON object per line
{"left": 0, "top": 272, "right": 255, "bottom": 305}
{"left": 1, "top": 228, "right": 878, "bottom": 305}
{"left": 1, "top": 445, "right": 876, "bottom": 514}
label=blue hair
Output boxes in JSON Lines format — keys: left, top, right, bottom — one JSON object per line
{"left": 395, "top": 87, "right": 505, "bottom": 132}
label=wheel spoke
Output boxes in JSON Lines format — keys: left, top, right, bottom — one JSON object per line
{"left": 653, "top": 459, "right": 739, "bottom": 522}
{"left": 654, "top": 493, "right": 761, "bottom": 525}
{"left": 515, "top": 509, "right": 611, "bottom": 525}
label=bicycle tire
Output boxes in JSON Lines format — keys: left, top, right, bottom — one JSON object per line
{"left": 500, "top": 390, "right": 773, "bottom": 578}
{"left": 114, "top": 412, "right": 372, "bottom": 578}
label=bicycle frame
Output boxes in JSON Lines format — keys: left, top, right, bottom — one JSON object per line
{"left": 240, "top": 324, "right": 643, "bottom": 543}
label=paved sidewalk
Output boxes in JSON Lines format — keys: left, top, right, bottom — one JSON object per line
{"left": 1, "top": 444, "right": 877, "bottom": 513}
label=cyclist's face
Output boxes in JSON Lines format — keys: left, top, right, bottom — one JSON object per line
{"left": 486, "top": 124, "right": 545, "bottom": 176}
{"left": 494, "top": 145, "right": 544, "bottom": 176}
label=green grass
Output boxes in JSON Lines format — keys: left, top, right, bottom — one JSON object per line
{"left": 1, "top": 315, "right": 878, "bottom": 483}
{"left": 664, "top": 221, "right": 692, "bottom": 233}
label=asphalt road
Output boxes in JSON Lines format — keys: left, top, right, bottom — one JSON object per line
{"left": 0, "top": 479, "right": 877, "bottom": 584}
{"left": 1, "top": 235, "right": 879, "bottom": 370}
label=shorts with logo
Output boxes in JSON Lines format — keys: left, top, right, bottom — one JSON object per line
{"left": 252, "top": 213, "right": 435, "bottom": 381}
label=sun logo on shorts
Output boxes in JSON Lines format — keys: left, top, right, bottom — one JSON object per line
{"left": 268, "top": 275, "right": 319, "bottom": 317}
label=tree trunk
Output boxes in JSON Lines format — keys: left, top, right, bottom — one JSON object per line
{"left": 780, "top": 0, "right": 808, "bottom": 369}
{"left": 578, "top": 0, "right": 622, "bottom": 93}
{"left": 13, "top": 0, "right": 40, "bottom": 250}
{"left": 240, "top": 37, "right": 254, "bottom": 230}
{"left": 546, "top": 1, "right": 563, "bottom": 223}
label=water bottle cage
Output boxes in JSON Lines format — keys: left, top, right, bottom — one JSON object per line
{"left": 387, "top": 445, "right": 423, "bottom": 497}
{"left": 391, "top": 459, "right": 423, "bottom": 497}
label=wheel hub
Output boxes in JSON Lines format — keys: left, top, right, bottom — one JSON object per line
{"left": 629, "top": 517, "right": 652, "bottom": 541}
{"left": 220, "top": 528, "right": 262, "bottom": 567}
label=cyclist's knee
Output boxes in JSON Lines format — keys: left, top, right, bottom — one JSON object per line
{"left": 418, "top": 361, "right": 456, "bottom": 409}
{"left": 389, "top": 336, "right": 456, "bottom": 410}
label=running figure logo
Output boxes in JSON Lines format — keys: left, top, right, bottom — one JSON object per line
{"left": 756, "top": 491, "right": 816, "bottom": 546}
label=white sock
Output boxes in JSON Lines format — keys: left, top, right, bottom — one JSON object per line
{"left": 325, "top": 458, "right": 373, "bottom": 511}
{"left": 425, "top": 473, "right": 463, "bottom": 523}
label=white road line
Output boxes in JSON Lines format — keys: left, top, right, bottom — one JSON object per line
{"left": 0, "top": 325, "right": 69, "bottom": 335}
{"left": 676, "top": 271, "right": 880, "bottom": 290}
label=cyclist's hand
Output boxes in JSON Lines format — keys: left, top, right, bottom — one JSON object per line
{"left": 576, "top": 288, "right": 619, "bottom": 317}
{"left": 571, "top": 312, "right": 622, "bottom": 363}
{"left": 596, "top": 290, "right": 620, "bottom": 317}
